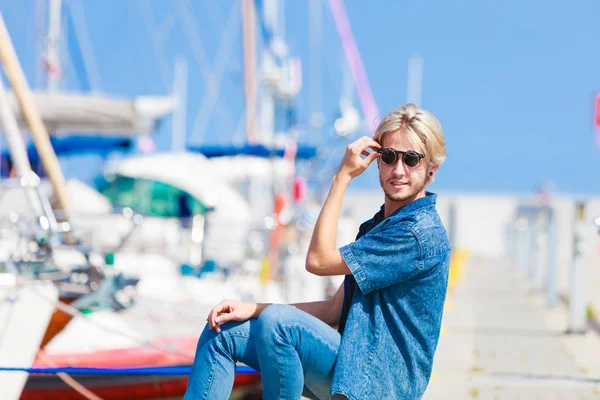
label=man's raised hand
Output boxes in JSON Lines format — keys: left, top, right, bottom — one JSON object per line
{"left": 336, "top": 136, "right": 381, "bottom": 180}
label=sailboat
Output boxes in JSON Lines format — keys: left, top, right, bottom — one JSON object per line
{"left": 0, "top": 1, "right": 303, "bottom": 398}
{"left": 1, "top": 0, "right": 382, "bottom": 398}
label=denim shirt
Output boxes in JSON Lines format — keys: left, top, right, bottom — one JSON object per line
{"left": 331, "top": 192, "right": 450, "bottom": 400}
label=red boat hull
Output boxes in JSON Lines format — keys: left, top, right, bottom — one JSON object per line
{"left": 22, "top": 335, "right": 261, "bottom": 399}
{"left": 21, "top": 372, "right": 261, "bottom": 400}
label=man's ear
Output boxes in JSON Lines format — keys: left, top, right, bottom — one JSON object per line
{"left": 429, "top": 164, "right": 439, "bottom": 174}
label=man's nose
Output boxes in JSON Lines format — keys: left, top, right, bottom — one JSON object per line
{"left": 391, "top": 159, "right": 407, "bottom": 174}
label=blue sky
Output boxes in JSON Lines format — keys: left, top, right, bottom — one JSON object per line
{"left": 1, "top": 0, "right": 599, "bottom": 195}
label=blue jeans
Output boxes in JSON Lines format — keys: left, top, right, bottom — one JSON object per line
{"left": 183, "top": 304, "right": 341, "bottom": 400}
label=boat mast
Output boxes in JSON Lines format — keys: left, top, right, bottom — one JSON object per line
{"left": 327, "top": 0, "right": 379, "bottom": 134}
{"left": 0, "top": 77, "right": 35, "bottom": 180}
{"left": 259, "top": 0, "right": 278, "bottom": 147}
{"left": 242, "top": 0, "right": 257, "bottom": 143}
{"left": 0, "top": 13, "right": 73, "bottom": 218}
{"left": 171, "top": 57, "right": 188, "bottom": 152}
{"left": 308, "top": 0, "right": 323, "bottom": 138}
{"left": 46, "top": 0, "right": 62, "bottom": 92}
{"left": 407, "top": 55, "right": 423, "bottom": 107}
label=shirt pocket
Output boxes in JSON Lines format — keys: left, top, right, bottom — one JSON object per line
{"left": 411, "top": 223, "right": 450, "bottom": 260}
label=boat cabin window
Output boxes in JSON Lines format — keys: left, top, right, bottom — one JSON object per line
{"left": 100, "top": 175, "right": 209, "bottom": 218}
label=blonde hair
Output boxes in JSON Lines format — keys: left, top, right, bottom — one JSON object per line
{"left": 373, "top": 103, "right": 447, "bottom": 184}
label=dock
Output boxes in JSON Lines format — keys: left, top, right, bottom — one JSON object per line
{"left": 424, "top": 255, "right": 600, "bottom": 400}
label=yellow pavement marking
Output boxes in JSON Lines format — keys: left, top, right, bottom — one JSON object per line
{"left": 444, "top": 300, "right": 454, "bottom": 311}
{"left": 441, "top": 250, "right": 470, "bottom": 340}
{"left": 448, "top": 249, "right": 469, "bottom": 292}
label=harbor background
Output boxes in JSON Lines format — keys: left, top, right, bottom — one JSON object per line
{"left": 0, "top": 1, "right": 599, "bottom": 399}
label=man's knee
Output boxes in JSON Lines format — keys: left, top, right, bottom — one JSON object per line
{"left": 197, "top": 320, "right": 247, "bottom": 356}
{"left": 198, "top": 322, "right": 218, "bottom": 344}
{"left": 256, "top": 304, "right": 296, "bottom": 338}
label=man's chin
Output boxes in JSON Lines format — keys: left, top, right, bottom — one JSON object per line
{"left": 384, "top": 185, "right": 426, "bottom": 203}
{"left": 384, "top": 191, "right": 411, "bottom": 203}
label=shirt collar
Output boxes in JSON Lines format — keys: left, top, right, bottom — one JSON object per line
{"left": 385, "top": 191, "right": 437, "bottom": 219}
{"left": 363, "top": 191, "right": 437, "bottom": 233}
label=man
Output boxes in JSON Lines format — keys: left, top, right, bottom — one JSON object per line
{"left": 183, "top": 103, "right": 450, "bottom": 399}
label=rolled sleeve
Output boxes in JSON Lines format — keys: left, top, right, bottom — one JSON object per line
{"left": 339, "top": 223, "right": 423, "bottom": 294}
{"left": 340, "top": 244, "right": 373, "bottom": 294}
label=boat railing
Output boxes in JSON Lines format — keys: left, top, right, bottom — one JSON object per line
{"left": 0, "top": 178, "right": 146, "bottom": 269}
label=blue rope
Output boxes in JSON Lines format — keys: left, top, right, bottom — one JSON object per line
{"left": 0, "top": 365, "right": 257, "bottom": 375}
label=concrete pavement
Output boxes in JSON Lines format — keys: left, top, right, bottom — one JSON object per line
{"left": 423, "top": 255, "right": 600, "bottom": 400}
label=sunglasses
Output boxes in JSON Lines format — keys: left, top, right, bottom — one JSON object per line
{"left": 377, "top": 148, "right": 425, "bottom": 167}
